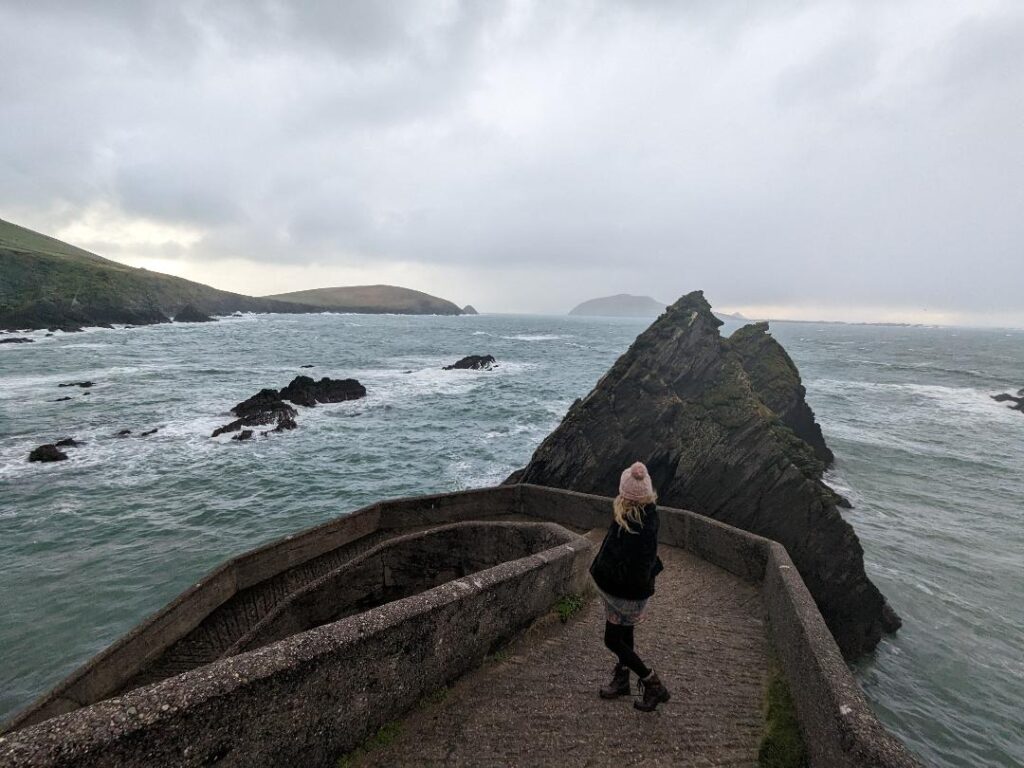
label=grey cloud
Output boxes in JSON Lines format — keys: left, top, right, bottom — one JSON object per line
{"left": 0, "top": 0, "right": 1022, "bottom": 319}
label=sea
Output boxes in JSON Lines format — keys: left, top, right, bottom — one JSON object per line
{"left": 1, "top": 312, "right": 1021, "bottom": 767}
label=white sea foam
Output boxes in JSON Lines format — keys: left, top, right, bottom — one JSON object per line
{"left": 500, "top": 334, "right": 569, "bottom": 341}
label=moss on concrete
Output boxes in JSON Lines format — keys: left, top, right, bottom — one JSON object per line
{"left": 554, "top": 593, "right": 585, "bottom": 623}
{"left": 759, "top": 661, "right": 807, "bottom": 768}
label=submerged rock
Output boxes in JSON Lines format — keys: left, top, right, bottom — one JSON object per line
{"left": 115, "top": 429, "right": 132, "bottom": 437}
{"left": 174, "top": 304, "right": 216, "bottom": 323}
{"left": 443, "top": 354, "right": 496, "bottom": 371}
{"left": 28, "top": 444, "right": 68, "bottom": 462}
{"left": 0, "top": 337, "right": 34, "bottom": 344}
{"left": 232, "top": 430, "right": 255, "bottom": 441}
{"left": 507, "top": 290, "right": 900, "bottom": 659}
{"left": 58, "top": 381, "right": 93, "bottom": 388}
{"left": 279, "top": 375, "right": 366, "bottom": 407}
{"left": 53, "top": 396, "right": 72, "bottom": 402}
{"left": 272, "top": 415, "right": 298, "bottom": 432}
{"left": 140, "top": 428, "right": 159, "bottom": 437}
{"left": 54, "top": 437, "right": 84, "bottom": 447}
{"left": 991, "top": 389, "right": 1024, "bottom": 413}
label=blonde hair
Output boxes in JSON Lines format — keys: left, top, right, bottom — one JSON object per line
{"left": 613, "top": 492, "right": 657, "bottom": 533}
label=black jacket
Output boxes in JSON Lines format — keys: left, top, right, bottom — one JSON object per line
{"left": 589, "top": 503, "right": 664, "bottom": 600}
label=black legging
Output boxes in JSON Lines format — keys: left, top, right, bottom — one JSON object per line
{"left": 604, "top": 621, "right": 651, "bottom": 678}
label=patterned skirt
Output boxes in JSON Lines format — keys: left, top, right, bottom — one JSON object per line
{"left": 596, "top": 587, "right": 649, "bottom": 626}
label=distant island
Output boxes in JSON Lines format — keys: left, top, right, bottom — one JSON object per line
{"left": 568, "top": 294, "right": 666, "bottom": 317}
{"left": 265, "top": 285, "right": 465, "bottom": 316}
{"left": 570, "top": 293, "right": 748, "bottom": 323}
{"left": 0, "top": 218, "right": 475, "bottom": 331}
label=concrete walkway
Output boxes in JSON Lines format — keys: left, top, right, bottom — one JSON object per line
{"left": 353, "top": 540, "right": 771, "bottom": 767}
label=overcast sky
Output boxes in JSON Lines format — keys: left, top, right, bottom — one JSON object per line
{"left": 2, "top": 1, "right": 1021, "bottom": 324}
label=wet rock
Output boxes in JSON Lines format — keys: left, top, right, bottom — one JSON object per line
{"left": 992, "top": 389, "right": 1024, "bottom": 413}
{"left": 54, "top": 437, "right": 84, "bottom": 447}
{"left": 174, "top": 304, "right": 216, "bottom": 323}
{"left": 443, "top": 354, "right": 496, "bottom": 371}
{"left": 29, "top": 444, "right": 67, "bottom": 462}
{"left": 279, "top": 376, "right": 366, "bottom": 407}
{"left": 53, "top": 396, "right": 73, "bottom": 402}
{"left": 300, "top": 364, "right": 315, "bottom": 369}
{"left": 232, "top": 430, "right": 255, "bottom": 441}
{"left": 140, "top": 428, "right": 159, "bottom": 437}
{"left": 59, "top": 381, "right": 94, "bottom": 388}
{"left": 0, "top": 337, "right": 34, "bottom": 344}
{"left": 213, "top": 377, "right": 364, "bottom": 438}
{"left": 45, "top": 333, "right": 54, "bottom": 337}
{"left": 213, "top": 389, "right": 298, "bottom": 437}
{"left": 115, "top": 429, "right": 132, "bottom": 437}
{"left": 212, "top": 420, "right": 245, "bottom": 438}
{"left": 272, "top": 415, "right": 298, "bottom": 432}
{"left": 231, "top": 389, "right": 292, "bottom": 421}
{"left": 507, "top": 290, "right": 900, "bottom": 659}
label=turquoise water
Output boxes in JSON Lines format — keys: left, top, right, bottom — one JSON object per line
{"left": 1, "top": 313, "right": 1022, "bottom": 766}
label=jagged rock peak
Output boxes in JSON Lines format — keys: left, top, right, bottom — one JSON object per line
{"left": 510, "top": 289, "right": 899, "bottom": 658}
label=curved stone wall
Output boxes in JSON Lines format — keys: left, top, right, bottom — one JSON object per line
{"left": 0, "top": 531, "right": 593, "bottom": 767}
{"left": 1, "top": 484, "right": 922, "bottom": 768}
{"left": 226, "top": 521, "right": 575, "bottom": 655}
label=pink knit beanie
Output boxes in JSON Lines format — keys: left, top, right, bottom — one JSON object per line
{"left": 619, "top": 461, "right": 654, "bottom": 501}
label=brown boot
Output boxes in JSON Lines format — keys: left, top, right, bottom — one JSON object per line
{"left": 599, "top": 664, "right": 631, "bottom": 698}
{"left": 634, "top": 671, "right": 670, "bottom": 711}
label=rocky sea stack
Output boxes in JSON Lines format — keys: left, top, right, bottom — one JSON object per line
{"left": 508, "top": 290, "right": 900, "bottom": 658}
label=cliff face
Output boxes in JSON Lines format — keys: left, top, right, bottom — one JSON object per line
{"left": 511, "top": 291, "right": 900, "bottom": 658}
{"left": 729, "top": 322, "right": 834, "bottom": 468}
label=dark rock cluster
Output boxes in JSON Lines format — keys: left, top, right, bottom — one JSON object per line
{"left": 212, "top": 376, "right": 365, "bottom": 439}
{"left": 991, "top": 388, "right": 1024, "bottom": 413}
{"left": 279, "top": 375, "right": 366, "bottom": 407}
{"left": 443, "top": 354, "right": 496, "bottom": 371}
{"left": 28, "top": 437, "right": 83, "bottom": 463}
{"left": 506, "top": 290, "right": 900, "bottom": 659}
{"left": 0, "top": 336, "right": 34, "bottom": 344}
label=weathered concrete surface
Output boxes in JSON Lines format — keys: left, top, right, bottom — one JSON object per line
{"left": 0, "top": 525, "right": 593, "bottom": 768}
{"left": 353, "top": 542, "right": 771, "bottom": 768}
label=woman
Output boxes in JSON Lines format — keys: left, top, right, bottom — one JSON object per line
{"left": 589, "top": 461, "right": 670, "bottom": 712}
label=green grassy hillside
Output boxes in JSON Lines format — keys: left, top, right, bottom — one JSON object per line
{"left": 266, "top": 285, "right": 465, "bottom": 315}
{"left": 0, "top": 218, "right": 320, "bottom": 330}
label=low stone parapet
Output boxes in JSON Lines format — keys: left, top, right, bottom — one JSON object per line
{"left": 0, "top": 520, "right": 592, "bottom": 767}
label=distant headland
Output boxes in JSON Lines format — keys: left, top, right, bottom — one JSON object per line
{"left": 265, "top": 285, "right": 464, "bottom": 316}
{"left": 0, "top": 218, "right": 475, "bottom": 332}
{"left": 568, "top": 294, "right": 666, "bottom": 317}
